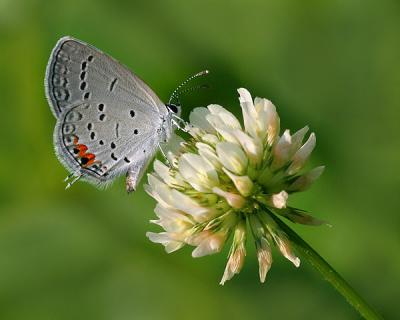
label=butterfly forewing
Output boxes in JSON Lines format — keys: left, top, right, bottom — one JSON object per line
{"left": 45, "top": 36, "right": 167, "bottom": 118}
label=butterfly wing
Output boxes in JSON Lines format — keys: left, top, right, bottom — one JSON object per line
{"left": 54, "top": 100, "right": 165, "bottom": 188}
{"left": 46, "top": 37, "right": 172, "bottom": 189}
{"left": 45, "top": 36, "right": 167, "bottom": 118}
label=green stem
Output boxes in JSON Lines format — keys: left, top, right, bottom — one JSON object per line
{"left": 270, "top": 213, "right": 383, "bottom": 320}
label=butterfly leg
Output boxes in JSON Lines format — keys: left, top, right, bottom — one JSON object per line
{"left": 63, "top": 172, "right": 74, "bottom": 182}
{"left": 126, "top": 166, "right": 140, "bottom": 193}
{"left": 65, "top": 174, "right": 82, "bottom": 189}
{"left": 172, "top": 115, "right": 191, "bottom": 133}
{"left": 125, "top": 157, "right": 152, "bottom": 193}
{"left": 157, "top": 143, "right": 171, "bottom": 166}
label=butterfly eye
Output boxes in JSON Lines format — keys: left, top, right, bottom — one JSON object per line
{"left": 167, "top": 104, "right": 179, "bottom": 114}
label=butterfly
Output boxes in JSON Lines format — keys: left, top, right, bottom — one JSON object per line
{"left": 45, "top": 36, "right": 207, "bottom": 192}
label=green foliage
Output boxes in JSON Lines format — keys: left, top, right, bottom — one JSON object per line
{"left": 0, "top": 0, "right": 398, "bottom": 318}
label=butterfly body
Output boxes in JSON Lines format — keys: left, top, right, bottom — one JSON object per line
{"left": 45, "top": 36, "right": 177, "bottom": 191}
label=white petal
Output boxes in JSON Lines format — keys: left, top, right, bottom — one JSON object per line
{"left": 178, "top": 155, "right": 201, "bottom": 183}
{"left": 222, "top": 168, "right": 253, "bottom": 197}
{"left": 248, "top": 214, "right": 273, "bottom": 282}
{"left": 146, "top": 231, "right": 171, "bottom": 244}
{"left": 216, "top": 142, "right": 248, "bottom": 175}
{"left": 212, "top": 187, "right": 246, "bottom": 209}
{"left": 147, "top": 173, "right": 165, "bottom": 190}
{"left": 271, "top": 190, "right": 288, "bottom": 209}
{"left": 170, "top": 189, "right": 211, "bottom": 220}
{"left": 189, "top": 107, "right": 215, "bottom": 133}
{"left": 271, "top": 130, "right": 292, "bottom": 170}
{"left": 254, "top": 97, "right": 280, "bottom": 145}
{"left": 154, "top": 160, "right": 170, "bottom": 180}
{"left": 146, "top": 174, "right": 173, "bottom": 208}
{"left": 232, "top": 130, "right": 263, "bottom": 166}
{"left": 165, "top": 242, "right": 185, "bottom": 253}
{"left": 205, "top": 114, "right": 226, "bottom": 131}
{"left": 214, "top": 126, "right": 239, "bottom": 144}
{"left": 186, "top": 229, "right": 211, "bottom": 246}
{"left": 205, "top": 113, "right": 240, "bottom": 144}
{"left": 238, "top": 88, "right": 258, "bottom": 138}
{"left": 146, "top": 232, "right": 185, "bottom": 253}
{"left": 154, "top": 205, "right": 193, "bottom": 232}
{"left": 257, "top": 237, "right": 272, "bottom": 283}
{"left": 153, "top": 160, "right": 185, "bottom": 187}
{"left": 178, "top": 153, "right": 219, "bottom": 191}
{"left": 208, "top": 104, "right": 241, "bottom": 129}
{"left": 148, "top": 175, "right": 208, "bottom": 218}
{"left": 202, "top": 133, "right": 220, "bottom": 145}
{"left": 220, "top": 221, "right": 246, "bottom": 285}
{"left": 257, "top": 213, "right": 300, "bottom": 267}
{"left": 154, "top": 204, "right": 189, "bottom": 221}
{"left": 192, "top": 231, "right": 227, "bottom": 258}
{"left": 156, "top": 219, "right": 192, "bottom": 233}
{"left": 272, "top": 231, "right": 300, "bottom": 267}
{"left": 291, "top": 126, "right": 309, "bottom": 152}
{"left": 253, "top": 98, "right": 271, "bottom": 138}
{"left": 287, "top": 133, "right": 316, "bottom": 175}
{"left": 187, "top": 126, "right": 203, "bottom": 138}
{"left": 196, "top": 142, "right": 222, "bottom": 169}
{"left": 288, "top": 166, "right": 325, "bottom": 192}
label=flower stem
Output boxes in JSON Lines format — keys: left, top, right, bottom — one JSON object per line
{"left": 270, "top": 213, "right": 383, "bottom": 320}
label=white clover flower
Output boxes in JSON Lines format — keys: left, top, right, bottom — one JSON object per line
{"left": 146, "top": 88, "right": 325, "bottom": 284}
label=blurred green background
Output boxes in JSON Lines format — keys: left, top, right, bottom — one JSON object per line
{"left": 0, "top": 0, "right": 399, "bottom": 319}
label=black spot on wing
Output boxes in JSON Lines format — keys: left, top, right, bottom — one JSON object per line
{"left": 81, "top": 157, "right": 89, "bottom": 165}
{"left": 115, "top": 123, "right": 120, "bottom": 138}
{"left": 109, "top": 78, "right": 118, "bottom": 92}
{"left": 63, "top": 124, "right": 75, "bottom": 134}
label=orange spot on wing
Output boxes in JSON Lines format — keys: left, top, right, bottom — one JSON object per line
{"left": 71, "top": 139, "right": 101, "bottom": 169}
{"left": 85, "top": 153, "right": 95, "bottom": 161}
{"left": 75, "top": 144, "right": 88, "bottom": 157}
{"left": 81, "top": 153, "right": 96, "bottom": 167}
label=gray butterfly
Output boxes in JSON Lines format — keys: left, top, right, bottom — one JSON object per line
{"left": 45, "top": 36, "right": 207, "bottom": 192}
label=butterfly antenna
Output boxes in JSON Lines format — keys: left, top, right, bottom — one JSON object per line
{"left": 177, "top": 84, "right": 210, "bottom": 97}
{"left": 169, "top": 70, "right": 209, "bottom": 105}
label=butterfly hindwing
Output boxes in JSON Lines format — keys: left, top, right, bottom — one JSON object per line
{"left": 54, "top": 101, "right": 161, "bottom": 187}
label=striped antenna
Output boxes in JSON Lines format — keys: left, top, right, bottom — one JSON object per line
{"left": 168, "top": 70, "right": 209, "bottom": 105}
{"left": 177, "top": 84, "right": 209, "bottom": 96}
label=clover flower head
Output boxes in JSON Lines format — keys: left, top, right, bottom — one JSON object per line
{"left": 146, "top": 88, "right": 325, "bottom": 284}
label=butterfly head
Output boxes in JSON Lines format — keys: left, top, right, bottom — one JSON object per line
{"left": 166, "top": 103, "right": 181, "bottom": 117}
